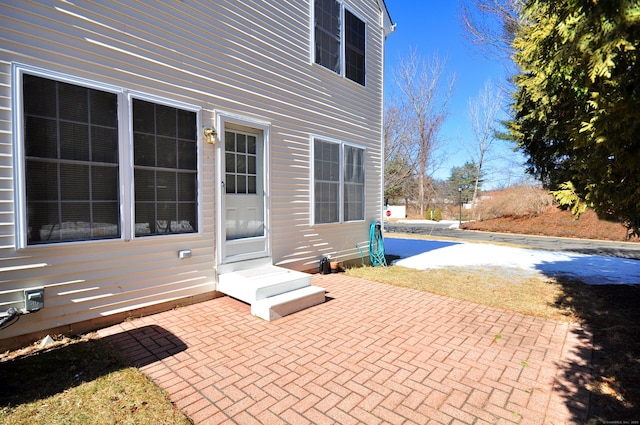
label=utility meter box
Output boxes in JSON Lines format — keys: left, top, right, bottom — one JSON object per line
{"left": 24, "top": 288, "right": 44, "bottom": 312}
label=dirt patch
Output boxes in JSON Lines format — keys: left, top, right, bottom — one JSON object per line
{"left": 461, "top": 207, "right": 638, "bottom": 242}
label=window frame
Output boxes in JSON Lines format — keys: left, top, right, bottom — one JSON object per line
{"left": 312, "top": 0, "right": 368, "bottom": 86}
{"left": 312, "top": 136, "right": 366, "bottom": 225}
{"left": 129, "top": 93, "right": 201, "bottom": 239}
{"left": 12, "top": 64, "right": 202, "bottom": 249}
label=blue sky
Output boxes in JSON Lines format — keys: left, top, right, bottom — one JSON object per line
{"left": 382, "top": 1, "right": 529, "bottom": 189}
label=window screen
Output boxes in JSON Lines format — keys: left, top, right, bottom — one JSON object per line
{"left": 344, "top": 145, "right": 365, "bottom": 221}
{"left": 133, "top": 99, "right": 197, "bottom": 236}
{"left": 313, "top": 140, "right": 365, "bottom": 224}
{"left": 345, "top": 10, "right": 366, "bottom": 85}
{"left": 23, "top": 74, "right": 120, "bottom": 244}
{"left": 314, "top": 140, "right": 340, "bottom": 224}
{"left": 314, "top": 0, "right": 341, "bottom": 73}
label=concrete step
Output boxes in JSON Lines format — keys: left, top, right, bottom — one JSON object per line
{"left": 251, "top": 285, "right": 326, "bottom": 321}
{"left": 218, "top": 265, "right": 311, "bottom": 304}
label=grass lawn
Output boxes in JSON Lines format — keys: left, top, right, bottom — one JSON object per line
{"left": 0, "top": 334, "right": 192, "bottom": 425}
{"left": 347, "top": 260, "right": 575, "bottom": 321}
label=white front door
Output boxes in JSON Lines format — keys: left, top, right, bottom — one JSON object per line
{"left": 220, "top": 125, "right": 268, "bottom": 263}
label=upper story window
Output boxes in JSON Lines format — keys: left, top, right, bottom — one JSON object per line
{"left": 314, "top": 0, "right": 366, "bottom": 86}
{"left": 18, "top": 70, "right": 199, "bottom": 246}
{"left": 344, "top": 10, "right": 366, "bottom": 85}
{"left": 314, "top": 0, "right": 341, "bottom": 74}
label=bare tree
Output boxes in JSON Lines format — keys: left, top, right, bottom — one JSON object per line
{"left": 383, "top": 100, "right": 413, "bottom": 204}
{"left": 458, "top": 0, "right": 524, "bottom": 62}
{"left": 394, "top": 50, "right": 455, "bottom": 217}
{"left": 467, "top": 79, "right": 504, "bottom": 210}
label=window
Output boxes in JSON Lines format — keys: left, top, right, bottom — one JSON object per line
{"left": 314, "top": 140, "right": 340, "bottom": 223}
{"left": 314, "top": 0, "right": 366, "bottom": 85}
{"left": 18, "top": 70, "right": 199, "bottom": 246}
{"left": 133, "top": 99, "right": 197, "bottom": 236}
{"left": 314, "top": 139, "right": 365, "bottom": 224}
{"left": 343, "top": 144, "right": 365, "bottom": 221}
{"left": 314, "top": 0, "right": 341, "bottom": 73}
{"left": 344, "top": 10, "right": 366, "bottom": 85}
{"left": 23, "top": 74, "right": 120, "bottom": 244}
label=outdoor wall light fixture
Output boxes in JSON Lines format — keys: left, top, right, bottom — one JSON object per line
{"left": 204, "top": 127, "right": 217, "bottom": 144}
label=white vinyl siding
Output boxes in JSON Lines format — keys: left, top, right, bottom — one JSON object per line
{"left": 0, "top": 0, "right": 388, "bottom": 341}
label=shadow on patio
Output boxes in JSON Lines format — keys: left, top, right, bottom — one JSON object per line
{"left": 0, "top": 325, "right": 187, "bottom": 408}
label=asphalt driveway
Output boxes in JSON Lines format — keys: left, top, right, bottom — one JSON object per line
{"left": 386, "top": 221, "right": 640, "bottom": 260}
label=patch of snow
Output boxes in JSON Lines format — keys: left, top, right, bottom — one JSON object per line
{"left": 386, "top": 239, "right": 640, "bottom": 285}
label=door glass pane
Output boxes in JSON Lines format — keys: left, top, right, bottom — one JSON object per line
{"left": 237, "top": 154, "right": 246, "bottom": 174}
{"left": 225, "top": 174, "right": 235, "bottom": 193}
{"left": 224, "top": 130, "right": 264, "bottom": 242}
{"left": 247, "top": 136, "right": 256, "bottom": 154}
{"left": 237, "top": 134, "right": 246, "bottom": 153}
{"left": 225, "top": 131, "right": 235, "bottom": 151}
{"left": 237, "top": 174, "right": 246, "bottom": 193}
{"left": 225, "top": 152, "right": 236, "bottom": 173}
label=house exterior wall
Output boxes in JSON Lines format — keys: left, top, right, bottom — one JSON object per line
{"left": 0, "top": 0, "right": 390, "bottom": 344}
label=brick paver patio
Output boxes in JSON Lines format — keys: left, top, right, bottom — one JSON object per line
{"left": 97, "top": 274, "right": 592, "bottom": 424}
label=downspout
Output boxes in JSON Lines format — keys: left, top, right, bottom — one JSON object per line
{"left": 380, "top": 12, "right": 396, "bottom": 226}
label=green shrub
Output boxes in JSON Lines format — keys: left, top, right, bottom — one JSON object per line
{"left": 426, "top": 208, "right": 442, "bottom": 221}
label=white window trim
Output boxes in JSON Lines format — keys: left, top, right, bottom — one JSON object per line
{"left": 311, "top": 135, "right": 366, "bottom": 225}
{"left": 11, "top": 64, "right": 202, "bottom": 249}
{"left": 310, "top": 1, "right": 368, "bottom": 86}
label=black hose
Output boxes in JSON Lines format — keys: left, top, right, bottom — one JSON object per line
{"left": 0, "top": 307, "right": 21, "bottom": 330}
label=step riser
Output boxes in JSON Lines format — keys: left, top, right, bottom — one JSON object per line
{"left": 251, "top": 287, "right": 326, "bottom": 321}
{"left": 218, "top": 269, "right": 312, "bottom": 304}
{"left": 255, "top": 276, "right": 310, "bottom": 300}
{"left": 218, "top": 277, "right": 311, "bottom": 304}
